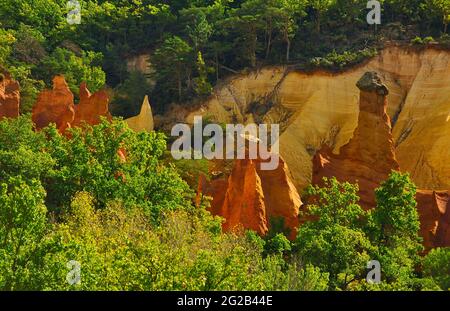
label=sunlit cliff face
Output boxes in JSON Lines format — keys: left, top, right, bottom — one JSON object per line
{"left": 185, "top": 45, "right": 450, "bottom": 192}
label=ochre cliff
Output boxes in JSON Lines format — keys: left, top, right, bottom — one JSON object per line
{"left": 197, "top": 156, "right": 301, "bottom": 239}
{"left": 310, "top": 71, "right": 449, "bottom": 248}
{"left": 312, "top": 71, "right": 399, "bottom": 208}
{"left": 0, "top": 71, "right": 20, "bottom": 120}
{"left": 187, "top": 47, "right": 450, "bottom": 247}
{"left": 416, "top": 190, "right": 450, "bottom": 248}
{"left": 183, "top": 46, "right": 450, "bottom": 192}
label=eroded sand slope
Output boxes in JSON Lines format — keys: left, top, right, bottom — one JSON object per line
{"left": 186, "top": 46, "right": 450, "bottom": 191}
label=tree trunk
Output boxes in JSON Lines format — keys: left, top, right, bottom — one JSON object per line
{"left": 177, "top": 72, "right": 182, "bottom": 102}
{"left": 286, "top": 38, "right": 291, "bottom": 62}
{"left": 215, "top": 52, "right": 219, "bottom": 83}
{"left": 265, "top": 21, "right": 272, "bottom": 60}
{"left": 251, "top": 32, "right": 257, "bottom": 67}
{"left": 316, "top": 11, "right": 321, "bottom": 34}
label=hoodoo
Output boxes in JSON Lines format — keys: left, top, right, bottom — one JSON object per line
{"left": 32, "top": 75, "right": 75, "bottom": 132}
{"left": 312, "top": 71, "right": 399, "bottom": 208}
{"left": 197, "top": 155, "right": 301, "bottom": 239}
{"left": 32, "top": 76, "right": 112, "bottom": 132}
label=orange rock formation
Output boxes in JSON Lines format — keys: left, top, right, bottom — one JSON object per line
{"left": 72, "top": 82, "right": 111, "bottom": 127}
{"left": 0, "top": 71, "right": 20, "bottom": 120}
{"left": 32, "top": 76, "right": 75, "bottom": 132}
{"left": 197, "top": 156, "right": 301, "bottom": 239}
{"left": 416, "top": 190, "right": 450, "bottom": 248}
{"left": 312, "top": 71, "right": 449, "bottom": 248}
{"left": 32, "top": 76, "right": 112, "bottom": 132}
{"left": 312, "top": 71, "right": 399, "bottom": 208}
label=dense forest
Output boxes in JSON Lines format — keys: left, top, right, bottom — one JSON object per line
{"left": 0, "top": 116, "right": 449, "bottom": 290}
{"left": 0, "top": 0, "right": 449, "bottom": 291}
{"left": 1, "top": 0, "right": 449, "bottom": 114}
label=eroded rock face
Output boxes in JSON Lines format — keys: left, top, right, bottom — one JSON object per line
{"left": 0, "top": 71, "right": 20, "bottom": 120}
{"left": 183, "top": 46, "right": 450, "bottom": 191}
{"left": 32, "top": 76, "right": 112, "bottom": 132}
{"left": 197, "top": 156, "right": 301, "bottom": 239}
{"left": 72, "top": 82, "right": 111, "bottom": 127}
{"left": 32, "top": 76, "right": 75, "bottom": 132}
{"left": 312, "top": 72, "right": 399, "bottom": 208}
{"left": 416, "top": 190, "right": 450, "bottom": 248}
{"left": 311, "top": 72, "right": 449, "bottom": 248}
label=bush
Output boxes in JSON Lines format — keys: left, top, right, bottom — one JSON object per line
{"left": 423, "top": 248, "right": 450, "bottom": 290}
{"left": 309, "top": 48, "right": 378, "bottom": 70}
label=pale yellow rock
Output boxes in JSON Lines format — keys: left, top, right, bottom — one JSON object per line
{"left": 392, "top": 49, "right": 450, "bottom": 190}
{"left": 183, "top": 46, "right": 450, "bottom": 191}
{"left": 125, "top": 95, "right": 154, "bottom": 132}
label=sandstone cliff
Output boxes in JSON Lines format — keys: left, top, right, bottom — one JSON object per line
{"left": 183, "top": 46, "right": 450, "bottom": 191}
{"left": 312, "top": 71, "right": 449, "bottom": 248}
{"left": 416, "top": 190, "right": 450, "bottom": 248}
{"left": 188, "top": 48, "right": 450, "bottom": 247}
{"left": 0, "top": 71, "right": 20, "bottom": 120}
{"left": 312, "top": 71, "right": 399, "bottom": 208}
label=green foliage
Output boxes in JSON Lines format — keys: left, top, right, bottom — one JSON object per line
{"left": 366, "top": 171, "right": 424, "bottom": 287}
{"left": 423, "top": 247, "right": 450, "bottom": 290}
{"left": 309, "top": 48, "right": 378, "bottom": 69}
{"left": 0, "top": 116, "right": 192, "bottom": 224}
{"left": 296, "top": 177, "right": 372, "bottom": 289}
{"left": 38, "top": 48, "right": 106, "bottom": 96}
{"left": 110, "top": 71, "right": 153, "bottom": 118}
{"left": 0, "top": 177, "right": 47, "bottom": 290}
{"left": 265, "top": 233, "right": 292, "bottom": 254}
{"left": 368, "top": 171, "right": 422, "bottom": 247}
{"left": 152, "top": 35, "right": 193, "bottom": 102}
{"left": 430, "top": 0, "right": 450, "bottom": 33}
{"left": 193, "top": 51, "right": 213, "bottom": 96}
{"left": 1, "top": 189, "right": 329, "bottom": 291}
{"left": 411, "top": 36, "right": 425, "bottom": 44}
{"left": 411, "top": 36, "right": 435, "bottom": 44}
{"left": 0, "top": 28, "right": 16, "bottom": 65}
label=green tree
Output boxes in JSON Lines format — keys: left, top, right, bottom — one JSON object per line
{"left": 111, "top": 71, "right": 153, "bottom": 118}
{"left": 295, "top": 177, "right": 372, "bottom": 289}
{"left": 431, "top": 0, "right": 450, "bottom": 33}
{"left": 180, "top": 8, "right": 213, "bottom": 52}
{"left": 38, "top": 47, "right": 106, "bottom": 96}
{"left": 225, "top": 0, "right": 265, "bottom": 67}
{"left": 152, "top": 36, "right": 193, "bottom": 101}
{"left": 0, "top": 177, "right": 47, "bottom": 290}
{"left": 423, "top": 247, "right": 450, "bottom": 290}
{"left": 193, "top": 51, "right": 213, "bottom": 96}
{"left": 366, "top": 171, "right": 423, "bottom": 286}
{"left": 310, "top": 0, "right": 336, "bottom": 33}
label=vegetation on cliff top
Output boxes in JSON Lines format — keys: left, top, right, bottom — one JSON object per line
{"left": 0, "top": 0, "right": 449, "bottom": 113}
